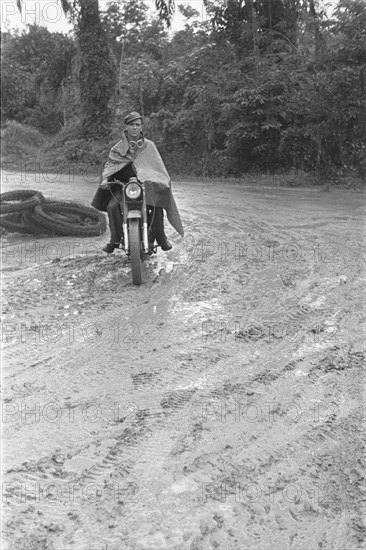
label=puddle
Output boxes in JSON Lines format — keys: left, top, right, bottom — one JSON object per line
{"left": 165, "top": 262, "right": 174, "bottom": 274}
{"left": 151, "top": 254, "right": 176, "bottom": 278}
{"left": 134, "top": 295, "right": 224, "bottom": 324}
{"left": 168, "top": 297, "right": 223, "bottom": 318}
{"left": 295, "top": 370, "right": 309, "bottom": 377}
{"left": 167, "top": 478, "right": 198, "bottom": 494}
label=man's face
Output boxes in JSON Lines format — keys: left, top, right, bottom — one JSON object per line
{"left": 125, "top": 118, "right": 143, "bottom": 141}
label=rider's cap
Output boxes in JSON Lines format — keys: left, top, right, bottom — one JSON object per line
{"left": 124, "top": 111, "right": 143, "bottom": 125}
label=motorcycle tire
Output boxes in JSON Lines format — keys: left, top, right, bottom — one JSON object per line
{"left": 129, "top": 218, "right": 143, "bottom": 286}
{"left": 32, "top": 201, "right": 107, "bottom": 237}
{"left": 0, "top": 212, "right": 33, "bottom": 234}
{"left": 0, "top": 190, "right": 45, "bottom": 214}
{"left": 21, "top": 210, "right": 59, "bottom": 236}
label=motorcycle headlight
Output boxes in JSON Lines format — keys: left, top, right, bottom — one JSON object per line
{"left": 125, "top": 182, "right": 142, "bottom": 199}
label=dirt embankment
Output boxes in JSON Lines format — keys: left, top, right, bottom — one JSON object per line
{"left": 2, "top": 171, "right": 365, "bottom": 549}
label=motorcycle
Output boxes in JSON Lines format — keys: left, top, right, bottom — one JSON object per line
{"left": 109, "top": 177, "right": 154, "bottom": 286}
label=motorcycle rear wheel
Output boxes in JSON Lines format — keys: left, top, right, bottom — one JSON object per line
{"left": 129, "top": 218, "right": 143, "bottom": 286}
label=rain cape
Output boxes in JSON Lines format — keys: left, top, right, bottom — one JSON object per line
{"left": 91, "top": 135, "right": 184, "bottom": 236}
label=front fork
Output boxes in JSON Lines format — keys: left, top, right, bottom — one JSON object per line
{"left": 141, "top": 188, "right": 149, "bottom": 253}
{"left": 121, "top": 184, "right": 149, "bottom": 255}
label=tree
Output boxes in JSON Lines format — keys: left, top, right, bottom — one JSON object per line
{"left": 12, "top": 0, "right": 365, "bottom": 178}
{"left": 61, "top": 0, "right": 116, "bottom": 138}
{"left": 155, "top": 0, "right": 175, "bottom": 27}
{"left": 1, "top": 26, "right": 75, "bottom": 133}
{"left": 102, "top": 0, "right": 168, "bottom": 63}
{"left": 16, "top": 0, "right": 175, "bottom": 138}
{"left": 324, "top": 0, "right": 366, "bottom": 178}
{"left": 177, "top": 4, "right": 200, "bottom": 22}
{"left": 205, "top": 0, "right": 302, "bottom": 59}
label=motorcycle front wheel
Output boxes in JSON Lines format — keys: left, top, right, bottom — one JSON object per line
{"left": 129, "top": 218, "right": 143, "bottom": 286}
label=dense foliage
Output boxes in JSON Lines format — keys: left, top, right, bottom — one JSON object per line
{"left": 1, "top": 26, "right": 75, "bottom": 133}
{"left": 2, "top": 0, "right": 365, "bottom": 179}
{"left": 60, "top": 0, "right": 116, "bottom": 138}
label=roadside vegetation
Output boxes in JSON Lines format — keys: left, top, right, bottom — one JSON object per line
{"left": 1, "top": 0, "right": 365, "bottom": 184}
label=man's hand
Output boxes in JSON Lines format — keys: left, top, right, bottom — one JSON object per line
{"left": 100, "top": 182, "right": 109, "bottom": 190}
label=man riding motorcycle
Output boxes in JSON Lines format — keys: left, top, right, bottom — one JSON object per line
{"left": 91, "top": 112, "right": 184, "bottom": 253}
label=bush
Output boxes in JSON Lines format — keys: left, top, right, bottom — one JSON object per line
{"left": 38, "top": 120, "right": 116, "bottom": 174}
{"left": 2, "top": 121, "right": 47, "bottom": 163}
{"left": 48, "top": 120, "right": 83, "bottom": 147}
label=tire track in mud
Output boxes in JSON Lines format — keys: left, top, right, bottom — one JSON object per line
{"left": 174, "top": 358, "right": 364, "bottom": 550}
{"left": 3, "top": 270, "right": 231, "bottom": 548}
{"left": 2, "top": 249, "right": 256, "bottom": 548}
{"left": 94, "top": 205, "right": 365, "bottom": 548}
{"left": 2, "top": 182, "right": 365, "bottom": 549}
{"left": 161, "top": 201, "right": 366, "bottom": 549}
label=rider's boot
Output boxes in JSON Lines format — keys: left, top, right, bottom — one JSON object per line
{"left": 152, "top": 206, "right": 172, "bottom": 251}
{"left": 103, "top": 242, "right": 117, "bottom": 254}
{"left": 104, "top": 194, "right": 124, "bottom": 254}
{"left": 160, "top": 239, "right": 172, "bottom": 251}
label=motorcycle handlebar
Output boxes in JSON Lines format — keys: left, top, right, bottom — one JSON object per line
{"left": 107, "top": 179, "right": 123, "bottom": 186}
{"left": 100, "top": 179, "right": 123, "bottom": 190}
{"left": 100, "top": 178, "right": 142, "bottom": 190}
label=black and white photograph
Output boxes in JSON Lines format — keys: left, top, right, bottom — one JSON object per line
{"left": 1, "top": 0, "right": 365, "bottom": 548}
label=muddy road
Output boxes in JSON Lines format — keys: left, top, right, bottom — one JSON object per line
{"left": 1, "top": 171, "right": 365, "bottom": 550}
